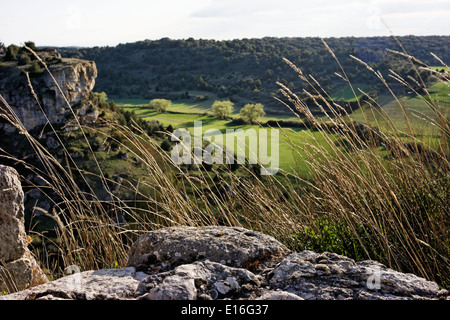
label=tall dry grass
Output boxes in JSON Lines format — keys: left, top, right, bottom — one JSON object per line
{"left": 274, "top": 39, "right": 449, "bottom": 287}
{"left": 0, "top": 41, "right": 448, "bottom": 289}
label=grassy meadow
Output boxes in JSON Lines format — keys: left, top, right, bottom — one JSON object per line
{"left": 115, "top": 100, "right": 333, "bottom": 175}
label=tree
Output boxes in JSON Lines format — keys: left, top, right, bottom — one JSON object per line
{"left": 18, "top": 54, "right": 32, "bottom": 66}
{"left": 197, "top": 75, "right": 209, "bottom": 90}
{"left": 239, "top": 103, "right": 265, "bottom": 124}
{"left": 98, "top": 91, "right": 108, "bottom": 104}
{"left": 211, "top": 100, "right": 234, "bottom": 120}
{"left": 166, "top": 124, "right": 174, "bottom": 133}
{"left": 149, "top": 99, "right": 171, "bottom": 113}
{"left": 4, "top": 44, "right": 19, "bottom": 61}
{"left": 24, "top": 41, "right": 38, "bottom": 52}
{"left": 161, "top": 138, "right": 172, "bottom": 151}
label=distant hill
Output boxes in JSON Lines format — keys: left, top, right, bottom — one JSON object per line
{"left": 60, "top": 36, "right": 450, "bottom": 113}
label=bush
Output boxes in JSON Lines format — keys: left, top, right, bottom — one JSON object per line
{"left": 24, "top": 41, "right": 38, "bottom": 52}
{"left": 18, "top": 54, "right": 32, "bottom": 66}
{"left": 160, "top": 139, "right": 172, "bottom": 151}
{"left": 239, "top": 103, "right": 265, "bottom": 124}
{"left": 4, "top": 44, "right": 19, "bottom": 61}
{"left": 211, "top": 100, "right": 234, "bottom": 119}
{"left": 149, "top": 99, "right": 171, "bottom": 113}
{"left": 29, "top": 60, "right": 44, "bottom": 76}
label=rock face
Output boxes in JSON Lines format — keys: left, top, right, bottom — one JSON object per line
{"left": 0, "top": 53, "right": 97, "bottom": 131}
{"left": 0, "top": 165, "right": 48, "bottom": 293}
{"left": 267, "top": 251, "right": 444, "bottom": 300}
{"left": 2, "top": 225, "right": 448, "bottom": 300}
{"left": 1, "top": 268, "right": 147, "bottom": 300}
{"left": 127, "top": 226, "right": 289, "bottom": 272}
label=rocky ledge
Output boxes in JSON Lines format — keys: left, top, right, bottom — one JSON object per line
{"left": 0, "top": 49, "right": 97, "bottom": 132}
{"left": 0, "top": 165, "right": 448, "bottom": 300}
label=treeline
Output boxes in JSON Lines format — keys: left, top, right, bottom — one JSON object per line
{"left": 58, "top": 36, "right": 449, "bottom": 112}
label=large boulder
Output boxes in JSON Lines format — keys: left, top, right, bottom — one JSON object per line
{"left": 136, "top": 260, "right": 260, "bottom": 300}
{"left": 0, "top": 165, "right": 48, "bottom": 293}
{"left": 268, "top": 251, "right": 445, "bottom": 300}
{"left": 126, "top": 226, "right": 289, "bottom": 272}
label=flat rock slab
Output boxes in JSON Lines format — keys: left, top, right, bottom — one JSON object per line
{"left": 127, "top": 226, "right": 289, "bottom": 272}
{"left": 1, "top": 268, "right": 147, "bottom": 300}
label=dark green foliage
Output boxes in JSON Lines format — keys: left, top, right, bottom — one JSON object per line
{"left": 24, "top": 41, "right": 38, "bottom": 52}
{"left": 29, "top": 60, "right": 44, "bottom": 76}
{"left": 291, "top": 217, "right": 372, "bottom": 261}
{"left": 4, "top": 44, "right": 19, "bottom": 61}
{"left": 160, "top": 138, "right": 172, "bottom": 151}
{"left": 18, "top": 54, "right": 32, "bottom": 66}
{"left": 166, "top": 124, "right": 174, "bottom": 133}
{"left": 58, "top": 36, "right": 449, "bottom": 113}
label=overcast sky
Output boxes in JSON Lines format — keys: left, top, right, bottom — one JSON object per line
{"left": 1, "top": 0, "right": 449, "bottom": 47}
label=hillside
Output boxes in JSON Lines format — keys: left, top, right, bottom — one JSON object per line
{"left": 60, "top": 36, "right": 449, "bottom": 113}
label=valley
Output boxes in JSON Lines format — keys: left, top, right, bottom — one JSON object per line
{"left": 0, "top": 37, "right": 449, "bottom": 289}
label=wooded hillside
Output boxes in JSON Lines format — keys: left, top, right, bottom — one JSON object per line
{"left": 60, "top": 36, "right": 450, "bottom": 112}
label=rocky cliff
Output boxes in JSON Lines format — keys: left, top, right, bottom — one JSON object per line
{"left": 0, "top": 50, "right": 97, "bottom": 131}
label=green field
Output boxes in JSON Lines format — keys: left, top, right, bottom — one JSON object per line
{"left": 427, "top": 81, "right": 450, "bottom": 104}
{"left": 430, "top": 66, "right": 450, "bottom": 72}
{"left": 350, "top": 80, "right": 449, "bottom": 139}
{"left": 113, "top": 78, "right": 448, "bottom": 174}
{"left": 331, "top": 84, "right": 372, "bottom": 102}
{"left": 117, "top": 102, "right": 327, "bottom": 175}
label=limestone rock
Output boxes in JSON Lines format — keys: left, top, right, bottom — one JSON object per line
{"left": 1, "top": 224, "right": 448, "bottom": 300}
{"left": 127, "top": 226, "right": 289, "bottom": 272}
{"left": 0, "top": 165, "right": 48, "bottom": 293}
{"left": 1, "top": 250, "right": 49, "bottom": 293}
{"left": 259, "top": 291, "right": 304, "bottom": 300}
{"left": 136, "top": 260, "right": 259, "bottom": 300}
{"left": 0, "top": 165, "right": 27, "bottom": 262}
{"left": 1, "top": 268, "right": 147, "bottom": 300}
{"left": 268, "top": 251, "right": 444, "bottom": 300}
{"left": 0, "top": 56, "right": 97, "bottom": 131}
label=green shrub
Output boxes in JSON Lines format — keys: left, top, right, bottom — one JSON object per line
{"left": 149, "top": 99, "right": 171, "bottom": 113}
{"left": 4, "top": 44, "right": 19, "bottom": 61}
{"left": 29, "top": 60, "right": 44, "bottom": 76}
{"left": 18, "top": 54, "right": 31, "bottom": 66}
{"left": 239, "top": 103, "right": 265, "bottom": 124}
{"left": 161, "top": 139, "right": 172, "bottom": 151}
{"left": 211, "top": 100, "right": 234, "bottom": 119}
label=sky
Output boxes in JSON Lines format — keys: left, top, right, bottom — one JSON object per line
{"left": 1, "top": 0, "right": 449, "bottom": 47}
